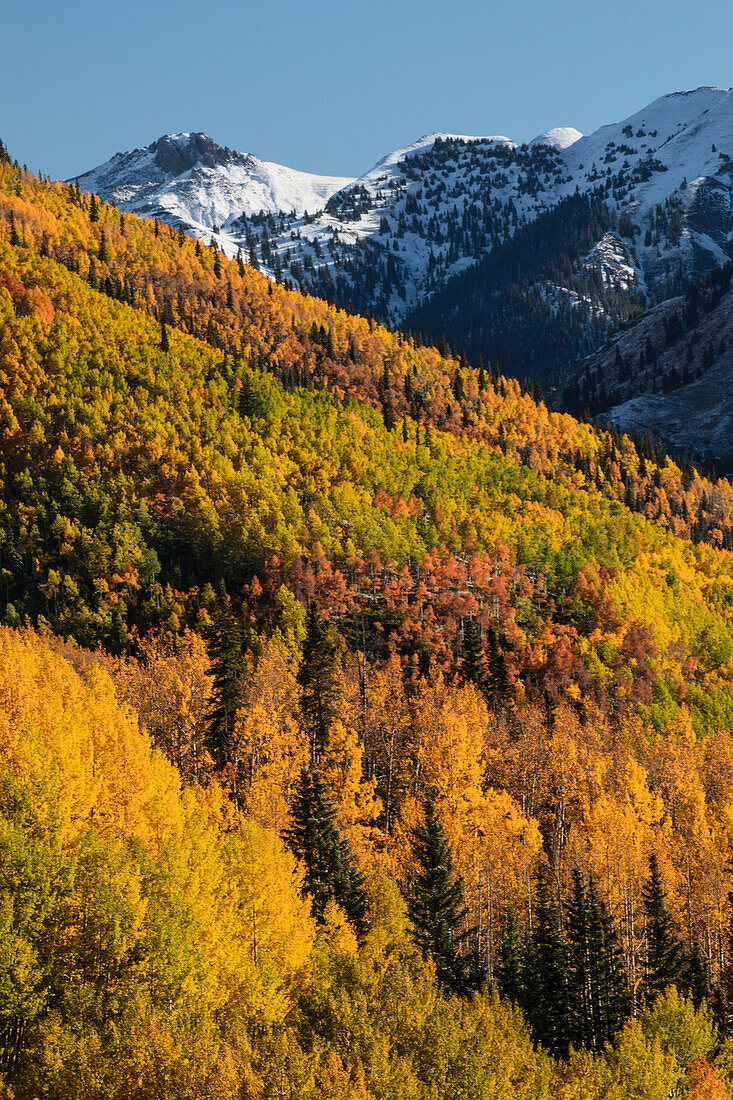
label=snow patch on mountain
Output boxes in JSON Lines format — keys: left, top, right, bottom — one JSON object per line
{"left": 364, "top": 132, "right": 515, "bottom": 178}
{"left": 530, "top": 127, "right": 583, "bottom": 150}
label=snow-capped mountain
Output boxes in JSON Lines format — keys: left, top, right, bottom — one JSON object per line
{"left": 231, "top": 86, "right": 733, "bottom": 330}
{"left": 75, "top": 90, "right": 733, "bottom": 317}
{"left": 75, "top": 90, "right": 733, "bottom": 324}
{"left": 73, "top": 132, "right": 355, "bottom": 239}
{"left": 73, "top": 89, "right": 733, "bottom": 450}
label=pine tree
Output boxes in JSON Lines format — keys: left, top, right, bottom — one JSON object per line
{"left": 565, "top": 869, "right": 594, "bottom": 1050}
{"left": 588, "top": 875, "right": 629, "bottom": 1045}
{"left": 461, "top": 618, "right": 487, "bottom": 692}
{"left": 89, "top": 192, "right": 99, "bottom": 223}
{"left": 522, "top": 862, "right": 570, "bottom": 1057}
{"left": 205, "top": 586, "right": 245, "bottom": 768}
{"left": 715, "top": 892, "right": 733, "bottom": 1035}
{"left": 160, "top": 322, "right": 170, "bottom": 353}
{"left": 407, "top": 797, "right": 483, "bottom": 996}
{"left": 486, "top": 625, "right": 511, "bottom": 700}
{"left": 682, "top": 941, "right": 711, "bottom": 1009}
{"left": 286, "top": 768, "right": 369, "bottom": 934}
{"left": 642, "top": 852, "right": 683, "bottom": 1002}
{"left": 9, "top": 213, "right": 19, "bottom": 247}
{"left": 297, "top": 603, "right": 341, "bottom": 762}
{"left": 496, "top": 905, "right": 523, "bottom": 1003}
{"left": 565, "top": 869, "right": 629, "bottom": 1052}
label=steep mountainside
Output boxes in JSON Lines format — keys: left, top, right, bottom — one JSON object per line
{"left": 75, "top": 89, "right": 733, "bottom": 398}
{"left": 7, "top": 144, "right": 733, "bottom": 1100}
{"left": 567, "top": 263, "right": 733, "bottom": 468}
{"left": 5, "top": 153, "right": 733, "bottom": 690}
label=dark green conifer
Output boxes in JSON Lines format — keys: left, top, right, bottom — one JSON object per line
{"left": 286, "top": 768, "right": 369, "bottom": 934}
{"left": 496, "top": 905, "right": 523, "bottom": 1003}
{"left": 714, "top": 893, "right": 733, "bottom": 1035}
{"left": 681, "top": 941, "right": 711, "bottom": 1009}
{"left": 160, "top": 322, "right": 170, "bottom": 353}
{"left": 297, "top": 603, "right": 341, "bottom": 762}
{"left": 565, "top": 869, "right": 629, "bottom": 1051}
{"left": 522, "top": 862, "right": 570, "bottom": 1057}
{"left": 588, "top": 875, "right": 629, "bottom": 1045}
{"left": 642, "top": 852, "right": 683, "bottom": 1002}
{"left": 486, "top": 625, "right": 511, "bottom": 700}
{"left": 205, "top": 586, "right": 245, "bottom": 768}
{"left": 89, "top": 193, "right": 99, "bottom": 223}
{"left": 461, "top": 618, "right": 487, "bottom": 692}
{"left": 565, "top": 869, "right": 594, "bottom": 1050}
{"left": 407, "top": 797, "right": 483, "bottom": 996}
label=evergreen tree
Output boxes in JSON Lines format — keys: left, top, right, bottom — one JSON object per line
{"left": 565, "top": 870, "right": 629, "bottom": 1052}
{"left": 642, "top": 852, "right": 683, "bottom": 1002}
{"left": 297, "top": 603, "right": 341, "bottom": 762}
{"left": 714, "top": 892, "right": 733, "bottom": 1035}
{"left": 496, "top": 905, "right": 523, "bottom": 1003}
{"left": 486, "top": 624, "right": 511, "bottom": 700}
{"left": 461, "top": 618, "right": 487, "bottom": 692}
{"left": 160, "top": 321, "right": 170, "bottom": 353}
{"left": 682, "top": 941, "right": 711, "bottom": 1010}
{"left": 588, "top": 875, "right": 629, "bottom": 1045}
{"left": 522, "top": 862, "right": 570, "bottom": 1057}
{"left": 89, "top": 192, "right": 99, "bottom": 223}
{"left": 565, "top": 869, "right": 594, "bottom": 1050}
{"left": 407, "top": 797, "right": 483, "bottom": 996}
{"left": 286, "top": 768, "right": 369, "bottom": 934}
{"left": 205, "top": 586, "right": 245, "bottom": 768}
{"left": 9, "top": 213, "right": 19, "bottom": 247}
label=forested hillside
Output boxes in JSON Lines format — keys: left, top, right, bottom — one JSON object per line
{"left": 4, "top": 151, "right": 733, "bottom": 1095}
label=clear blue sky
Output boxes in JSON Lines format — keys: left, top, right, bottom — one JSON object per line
{"left": 2, "top": 0, "right": 733, "bottom": 180}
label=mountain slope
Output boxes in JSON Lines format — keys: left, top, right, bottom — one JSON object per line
{"left": 5, "top": 154, "right": 733, "bottom": 713}
{"left": 567, "top": 263, "right": 733, "bottom": 468}
{"left": 73, "top": 89, "right": 733, "bottom": 401}
{"left": 7, "top": 147, "right": 733, "bottom": 1100}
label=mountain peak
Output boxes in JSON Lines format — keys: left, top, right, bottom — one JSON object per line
{"left": 149, "top": 132, "right": 241, "bottom": 175}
